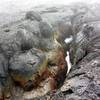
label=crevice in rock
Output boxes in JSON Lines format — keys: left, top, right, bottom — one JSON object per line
{"left": 62, "top": 88, "right": 74, "bottom": 95}
{"left": 4, "top": 29, "right": 10, "bottom": 32}
{"left": 23, "top": 80, "right": 34, "bottom": 91}
{"left": 67, "top": 72, "right": 86, "bottom": 79}
{"left": 55, "top": 66, "right": 67, "bottom": 88}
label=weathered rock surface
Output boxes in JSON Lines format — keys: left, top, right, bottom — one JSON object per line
{"left": 32, "top": 3, "right": 100, "bottom": 100}
{"left": 0, "top": 10, "right": 66, "bottom": 99}
{"left": 0, "top": 2, "right": 100, "bottom": 100}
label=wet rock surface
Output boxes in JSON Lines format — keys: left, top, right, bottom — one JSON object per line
{"left": 0, "top": 3, "right": 100, "bottom": 100}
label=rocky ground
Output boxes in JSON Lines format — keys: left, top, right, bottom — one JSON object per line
{"left": 0, "top": 3, "right": 100, "bottom": 100}
{"left": 37, "top": 4, "right": 100, "bottom": 100}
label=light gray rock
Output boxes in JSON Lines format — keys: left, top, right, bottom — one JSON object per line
{"left": 25, "top": 11, "right": 42, "bottom": 21}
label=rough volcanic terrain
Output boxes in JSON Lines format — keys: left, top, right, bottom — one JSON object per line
{"left": 0, "top": 3, "right": 100, "bottom": 100}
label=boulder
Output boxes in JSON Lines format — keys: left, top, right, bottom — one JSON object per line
{"left": 25, "top": 11, "right": 42, "bottom": 21}
{"left": 9, "top": 48, "right": 47, "bottom": 90}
